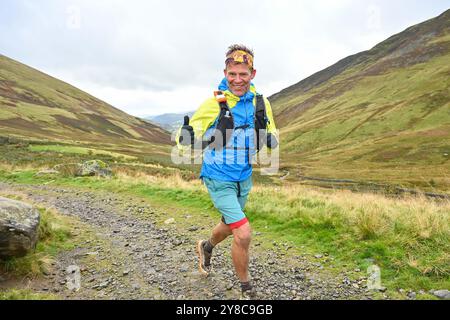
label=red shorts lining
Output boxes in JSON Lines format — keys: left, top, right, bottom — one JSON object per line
{"left": 229, "top": 217, "right": 249, "bottom": 230}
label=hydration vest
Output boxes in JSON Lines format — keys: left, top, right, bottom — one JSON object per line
{"left": 205, "top": 90, "right": 271, "bottom": 152}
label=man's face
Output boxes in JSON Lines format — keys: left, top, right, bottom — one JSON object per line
{"left": 224, "top": 62, "right": 256, "bottom": 97}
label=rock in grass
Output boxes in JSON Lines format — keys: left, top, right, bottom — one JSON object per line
{"left": 0, "top": 197, "right": 40, "bottom": 258}
{"left": 432, "top": 290, "right": 450, "bottom": 300}
{"left": 78, "top": 160, "right": 112, "bottom": 177}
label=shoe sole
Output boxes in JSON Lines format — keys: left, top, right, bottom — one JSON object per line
{"left": 196, "top": 240, "right": 210, "bottom": 276}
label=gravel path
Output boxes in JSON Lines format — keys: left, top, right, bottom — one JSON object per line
{"left": 0, "top": 182, "right": 376, "bottom": 300}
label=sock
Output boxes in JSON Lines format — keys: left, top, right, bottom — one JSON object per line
{"left": 240, "top": 281, "right": 253, "bottom": 292}
{"left": 203, "top": 239, "right": 214, "bottom": 253}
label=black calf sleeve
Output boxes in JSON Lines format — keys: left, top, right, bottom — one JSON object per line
{"left": 204, "top": 239, "right": 214, "bottom": 253}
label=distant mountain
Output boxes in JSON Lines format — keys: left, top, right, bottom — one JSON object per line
{"left": 146, "top": 111, "right": 194, "bottom": 132}
{"left": 0, "top": 54, "right": 170, "bottom": 147}
{"left": 269, "top": 9, "right": 450, "bottom": 190}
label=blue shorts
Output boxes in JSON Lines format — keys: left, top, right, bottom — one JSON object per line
{"left": 202, "top": 176, "right": 253, "bottom": 228}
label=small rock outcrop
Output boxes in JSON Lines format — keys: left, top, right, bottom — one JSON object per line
{"left": 53, "top": 160, "right": 112, "bottom": 177}
{"left": 431, "top": 289, "right": 450, "bottom": 300}
{"left": 78, "top": 160, "right": 112, "bottom": 177}
{"left": 0, "top": 197, "right": 40, "bottom": 258}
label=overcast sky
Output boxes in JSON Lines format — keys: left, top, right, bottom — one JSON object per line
{"left": 1, "top": 0, "right": 449, "bottom": 117}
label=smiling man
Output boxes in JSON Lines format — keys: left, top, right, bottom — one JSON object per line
{"left": 178, "top": 44, "right": 278, "bottom": 299}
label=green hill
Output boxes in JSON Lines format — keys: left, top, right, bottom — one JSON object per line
{"left": 270, "top": 9, "right": 450, "bottom": 192}
{"left": 0, "top": 54, "right": 171, "bottom": 155}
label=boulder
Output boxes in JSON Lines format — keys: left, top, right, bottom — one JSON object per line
{"left": 432, "top": 290, "right": 450, "bottom": 300}
{"left": 0, "top": 197, "right": 40, "bottom": 258}
{"left": 78, "top": 160, "right": 112, "bottom": 177}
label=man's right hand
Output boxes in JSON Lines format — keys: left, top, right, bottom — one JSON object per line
{"left": 179, "top": 115, "right": 194, "bottom": 146}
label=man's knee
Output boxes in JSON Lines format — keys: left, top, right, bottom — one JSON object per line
{"left": 232, "top": 222, "right": 252, "bottom": 246}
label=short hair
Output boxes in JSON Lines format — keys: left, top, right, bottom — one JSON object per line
{"left": 226, "top": 44, "right": 254, "bottom": 59}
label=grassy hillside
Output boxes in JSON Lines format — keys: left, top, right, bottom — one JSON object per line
{"left": 270, "top": 9, "right": 450, "bottom": 193}
{"left": 0, "top": 54, "right": 171, "bottom": 156}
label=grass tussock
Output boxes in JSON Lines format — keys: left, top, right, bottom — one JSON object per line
{"left": 114, "top": 167, "right": 202, "bottom": 190}
{"left": 252, "top": 184, "right": 449, "bottom": 241}
{"left": 0, "top": 289, "right": 57, "bottom": 300}
{"left": 0, "top": 162, "right": 47, "bottom": 173}
{"left": 249, "top": 184, "right": 449, "bottom": 289}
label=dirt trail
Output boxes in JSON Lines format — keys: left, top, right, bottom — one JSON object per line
{"left": 0, "top": 182, "right": 375, "bottom": 300}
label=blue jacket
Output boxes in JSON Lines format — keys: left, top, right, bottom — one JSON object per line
{"left": 177, "top": 78, "right": 277, "bottom": 182}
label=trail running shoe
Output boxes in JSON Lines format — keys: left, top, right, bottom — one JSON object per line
{"left": 196, "top": 240, "right": 212, "bottom": 276}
